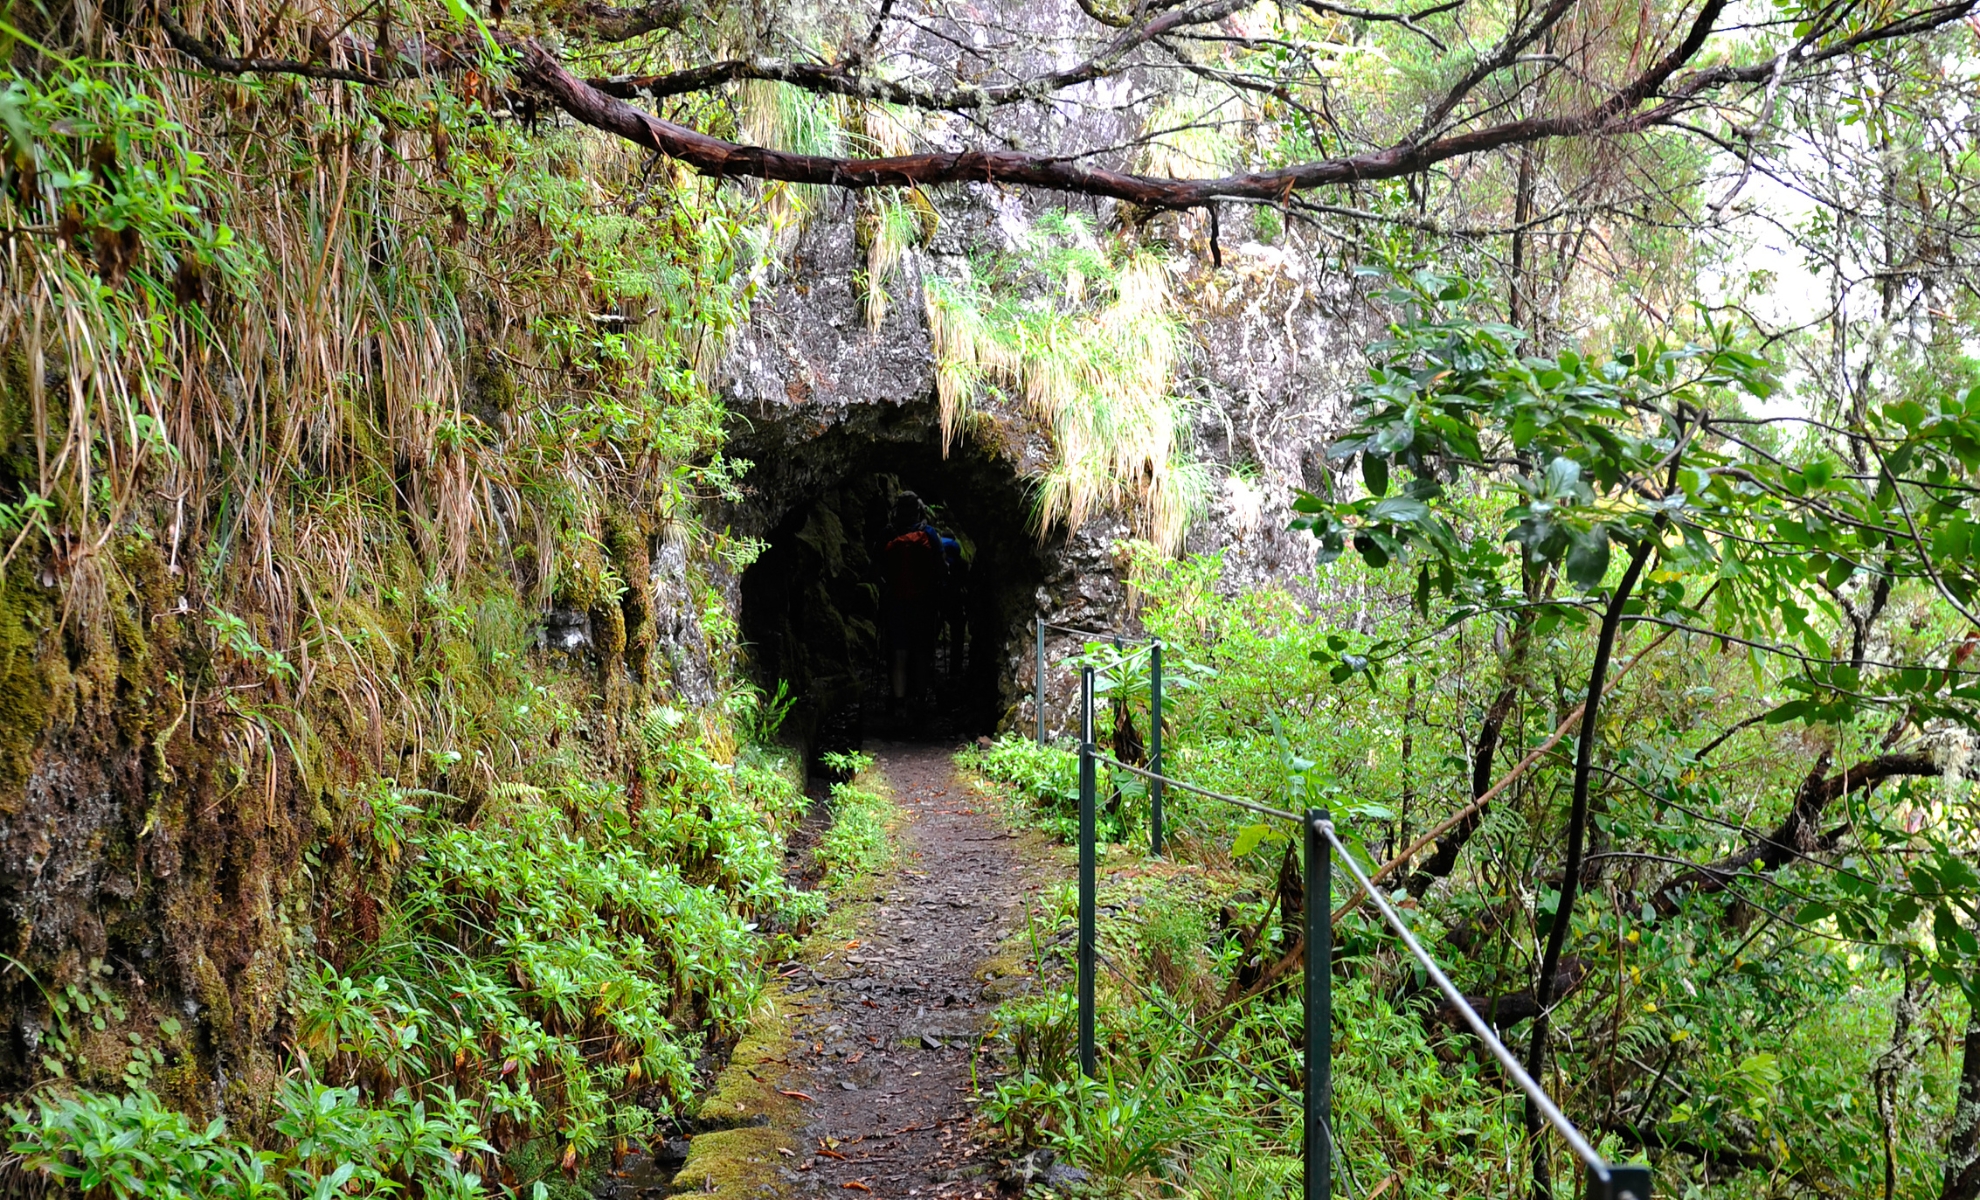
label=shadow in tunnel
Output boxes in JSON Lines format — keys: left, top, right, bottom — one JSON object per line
{"left": 736, "top": 424, "right": 1046, "bottom": 759}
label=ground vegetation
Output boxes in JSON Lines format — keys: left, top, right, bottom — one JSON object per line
{"left": 6, "top": 0, "right": 1980, "bottom": 1196}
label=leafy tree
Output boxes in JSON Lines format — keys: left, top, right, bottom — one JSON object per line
{"left": 1304, "top": 266, "right": 1980, "bottom": 1195}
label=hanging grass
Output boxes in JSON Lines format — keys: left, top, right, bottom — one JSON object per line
{"left": 924, "top": 213, "right": 1210, "bottom": 554}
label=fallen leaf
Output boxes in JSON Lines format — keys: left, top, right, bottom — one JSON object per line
{"left": 842, "top": 1183, "right": 872, "bottom": 1192}
{"left": 778, "top": 1089, "right": 815, "bottom": 1102}
{"left": 819, "top": 1148, "right": 849, "bottom": 1161}
{"left": 777, "top": 1148, "right": 795, "bottom": 1157}
{"left": 846, "top": 1051, "right": 864, "bottom": 1064}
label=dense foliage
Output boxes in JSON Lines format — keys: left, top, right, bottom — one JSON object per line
{"left": 966, "top": 274, "right": 1980, "bottom": 1197}
{"left": 8, "top": 0, "right": 1980, "bottom": 1196}
{"left": 0, "top": 1, "right": 818, "bottom": 1194}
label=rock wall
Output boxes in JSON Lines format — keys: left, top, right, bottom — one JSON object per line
{"left": 717, "top": 181, "right": 1373, "bottom": 741}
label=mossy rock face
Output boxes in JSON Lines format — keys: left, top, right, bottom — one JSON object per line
{"left": 603, "top": 515, "right": 655, "bottom": 676}
{"left": 0, "top": 574, "right": 54, "bottom": 815}
{"left": 592, "top": 599, "right": 629, "bottom": 658}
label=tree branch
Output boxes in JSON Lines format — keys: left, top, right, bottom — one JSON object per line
{"left": 1652, "top": 749, "right": 1943, "bottom": 914}
{"left": 1522, "top": 530, "right": 1659, "bottom": 1198}
{"left": 559, "top": 0, "right": 694, "bottom": 42}
{"left": 158, "top": 1, "right": 1980, "bottom": 213}
{"left": 588, "top": 0, "right": 1254, "bottom": 111}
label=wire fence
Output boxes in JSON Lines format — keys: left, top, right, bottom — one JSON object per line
{"left": 1039, "top": 619, "right": 1155, "bottom": 643}
{"left": 1040, "top": 646, "right": 1652, "bottom": 1200}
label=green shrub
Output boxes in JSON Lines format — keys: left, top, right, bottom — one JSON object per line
{"left": 7, "top": 1090, "right": 276, "bottom": 1200}
{"left": 815, "top": 779, "right": 891, "bottom": 886}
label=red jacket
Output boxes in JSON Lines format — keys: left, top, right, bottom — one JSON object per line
{"left": 883, "top": 530, "right": 943, "bottom": 604}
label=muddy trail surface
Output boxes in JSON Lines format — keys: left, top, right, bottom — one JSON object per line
{"left": 779, "top": 742, "right": 1055, "bottom": 1197}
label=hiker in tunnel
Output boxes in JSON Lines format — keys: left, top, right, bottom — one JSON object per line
{"left": 880, "top": 493, "right": 955, "bottom": 708}
{"left": 733, "top": 426, "right": 1051, "bottom": 744}
{"left": 937, "top": 522, "right": 969, "bottom": 680}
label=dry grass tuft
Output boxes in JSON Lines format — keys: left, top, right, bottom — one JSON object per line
{"left": 924, "top": 219, "right": 1207, "bottom": 554}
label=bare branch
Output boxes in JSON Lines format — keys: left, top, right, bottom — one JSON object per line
{"left": 160, "top": 1, "right": 1980, "bottom": 214}
{"left": 160, "top": 8, "right": 403, "bottom": 85}
{"left": 1652, "top": 750, "right": 1943, "bottom": 914}
{"left": 559, "top": 0, "right": 694, "bottom": 42}
{"left": 589, "top": 0, "right": 1254, "bottom": 111}
{"left": 1297, "top": 0, "right": 1464, "bottom": 50}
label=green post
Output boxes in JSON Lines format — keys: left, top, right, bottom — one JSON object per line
{"left": 1078, "top": 667, "right": 1097, "bottom": 1079}
{"left": 1306, "top": 810, "right": 1331, "bottom": 1200}
{"left": 1150, "top": 640, "right": 1164, "bottom": 857}
{"left": 1036, "top": 617, "right": 1047, "bottom": 745}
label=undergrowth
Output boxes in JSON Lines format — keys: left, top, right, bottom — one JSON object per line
{"left": 815, "top": 750, "right": 893, "bottom": 887}
{"left": 961, "top": 543, "right": 1961, "bottom": 1199}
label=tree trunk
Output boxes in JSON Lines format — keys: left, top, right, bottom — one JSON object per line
{"left": 1946, "top": 992, "right": 1980, "bottom": 1200}
{"left": 1523, "top": 534, "right": 1657, "bottom": 1198}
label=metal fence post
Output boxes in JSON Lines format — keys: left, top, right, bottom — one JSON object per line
{"left": 1306, "top": 810, "right": 1331, "bottom": 1200}
{"left": 1149, "top": 640, "right": 1164, "bottom": 857}
{"left": 1078, "top": 667, "right": 1098, "bottom": 1079}
{"left": 1589, "top": 1166, "right": 1652, "bottom": 1200}
{"left": 1036, "top": 617, "right": 1047, "bottom": 745}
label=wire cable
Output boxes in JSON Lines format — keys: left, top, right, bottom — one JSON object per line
{"left": 1312, "top": 816, "right": 1619, "bottom": 1188}
{"left": 1041, "top": 620, "right": 1153, "bottom": 643}
{"left": 1090, "top": 753, "right": 1302, "bottom": 823}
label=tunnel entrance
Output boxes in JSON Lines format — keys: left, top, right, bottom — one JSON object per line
{"left": 734, "top": 411, "right": 1048, "bottom": 753}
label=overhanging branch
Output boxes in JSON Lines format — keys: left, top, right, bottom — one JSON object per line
{"left": 562, "top": 0, "right": 693, "bottom": 41}
{"left": 1652, "top": 749, "right": 1942, "bottom": 914}
{"left": 158, "top": 1, "right": 1980, "bottom": 212}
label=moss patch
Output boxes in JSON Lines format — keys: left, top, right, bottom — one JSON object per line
{"left": 0, "top": 575, "right": 52, "bottom": 814}
{"left": 669, "top": 1124, "right": 796, "bottom": 1199}
{"left": 674, "top": 988, "right": 803, "bottom": 1197}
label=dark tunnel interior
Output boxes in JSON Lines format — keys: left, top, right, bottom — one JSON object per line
{"left": 736, "top": 421, "right": 1048, "bottom": 756}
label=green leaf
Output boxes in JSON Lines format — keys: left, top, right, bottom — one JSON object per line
{"left": 1933, "top": 904, "right": 1973, "bottom": 955}
{"left": 1362, "top": 454, "right": 1390, "bottom": 497}
{"left": 1543, "top": 456, "right": 1582, "bottom": 497}
{"left": 1763, "top": 699, "right": 1813, "bottom": 725}
{"left": 1366, "top": 497, "right": 1429, "bottom": 525}
{"left": 1231, "top": 824, "right": 1273, "bottom": 857}
{"left": 1564, "top": 527, "right": 1611, "bottom": 590}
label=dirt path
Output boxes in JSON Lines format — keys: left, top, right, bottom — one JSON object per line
{"left": 777, "top": 741, "right": 1054, "bottom": 1197}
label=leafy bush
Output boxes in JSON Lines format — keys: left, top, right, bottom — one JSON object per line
{"left": 815, "top": 779, "right": 892, "bottom": 886}
{"left": 9, "top": 1080, "right": 503, "bottom": 1200}
{"left": 7, "top": 1089, "right": 275, "bottom": 1200}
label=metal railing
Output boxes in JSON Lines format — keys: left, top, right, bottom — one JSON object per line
{"left": 1056, "top": 661, "right": 1651, "bottom": 1200}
